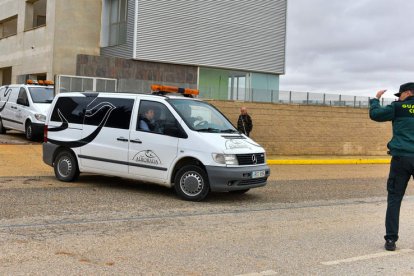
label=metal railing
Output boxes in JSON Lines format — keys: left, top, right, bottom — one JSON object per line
{"left": 199, "top": 87, "right": 395, "bottom": 108}
{"left": 273, "top": 90, "right": 395, "bottom": 108}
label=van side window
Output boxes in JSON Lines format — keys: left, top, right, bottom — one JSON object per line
{"left": 50, "top": 97, "right": 90, "bottom": 125}
{"left": 137, "top": 100, "right": 180, "bottom": 135}
{"left": 83, "top": 97, "right": 133, "bottom": 130}
{"left": 17, "top": 88, "right": 29, "bottom": 106}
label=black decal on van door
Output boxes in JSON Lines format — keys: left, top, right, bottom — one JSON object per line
{"left": 0, "top": 88, "right": 12, "bottom": 112}
{"left": 48, "top": 102, "right": 116, "bottom": 148}
{"left": 48, "top": 110, "right": 69, "bottom": 132}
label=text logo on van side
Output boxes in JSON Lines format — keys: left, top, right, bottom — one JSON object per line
{"left": 132, "top": 150, "right": 161, "bottom": 165}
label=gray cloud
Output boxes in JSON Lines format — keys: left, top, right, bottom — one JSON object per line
{"left": 280, "top": 0, "right": 414, "bottom": 97}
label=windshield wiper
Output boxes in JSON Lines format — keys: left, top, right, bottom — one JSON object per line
{"left": 220, "top": 129, "right": 238, "bottom": 133}
{"left": 196, "top": 128, "right": 220, "bottom": 133}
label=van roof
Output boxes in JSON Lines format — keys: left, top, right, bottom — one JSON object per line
{"left": 2, "top": 84, "right": 54, "bottom": 88}
{"left": 55, "top": 91, "right": 202, "bottom": 101}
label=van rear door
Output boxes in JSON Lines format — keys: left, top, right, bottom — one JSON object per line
{"left": 79, "top": 96, "right": 135, "bottom": 174}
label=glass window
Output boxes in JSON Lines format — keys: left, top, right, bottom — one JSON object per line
{"left": 51, "top": 96, "right": 134, "bottom": 129}
{"left": 168, "top": 99, "right": 237, "bottom": 133}
{"left": 17, "top": 88, "right": 29, "bottom": 106}
{"left": 25, "top": 0, "right": 47, "bottom": 30}
{"left": 137, "top": 100, "right": 180, "bottom": 136}
{"left": 0, "top": 15, "right": 17, "bottom": 39}
{"left": 28, "top": 87, "right": 54, "bottom": 103}
{"left": 84, "top": 97, "right": 133, "bottom": 129}
{"left": 108, "top": 0, "right": 127, "bottom": 46}
{"left": 50, "top": 97, "right": 90, "bottom": 125}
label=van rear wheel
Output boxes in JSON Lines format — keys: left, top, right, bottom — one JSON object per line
{"left": 174, "top": 165, "right": 210, "bottom": 201}
{"left": 54, "top": 150, "right": 79, "bottom": 182}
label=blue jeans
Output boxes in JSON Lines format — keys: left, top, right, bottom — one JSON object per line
{"left": 385, "top": 156, "right": 414, "bottom": 241}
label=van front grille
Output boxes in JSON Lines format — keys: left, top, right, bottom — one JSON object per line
{"left": 236, "top": 153, "right": 265, "bottom": 165}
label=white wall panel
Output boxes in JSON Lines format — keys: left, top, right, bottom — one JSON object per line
{"left": 134, "top": 0, "right": 286, "bottom": 74}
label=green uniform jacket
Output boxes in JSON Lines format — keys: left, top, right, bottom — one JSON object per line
{"left": 369, "top": 96, "right": 414, "bottom": 156}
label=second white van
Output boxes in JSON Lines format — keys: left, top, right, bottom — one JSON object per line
{"left": 0, "top": 81, "right": 55, "bottom": 140}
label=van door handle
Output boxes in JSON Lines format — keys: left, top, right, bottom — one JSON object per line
{"left": 130, "top": 138, "right": 142, "bottom": 144}
{"left": 117, "top": 137, "right": 129, "bottom": 142}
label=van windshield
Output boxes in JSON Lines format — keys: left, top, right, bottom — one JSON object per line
{"left": 168, "top": 99, "right": 238, "bottom": 133}
{"left": 29, "top": 87, "right": 55, "bottom": 103}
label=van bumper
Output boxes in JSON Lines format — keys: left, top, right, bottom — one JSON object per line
{"left": 32, "top": 122, "right": 45, "bottom": 136}
{"left": 205, "top": 164, "right": 270, "bottom": 192}
{"left": 43, "top": 142, "right": 59, "bottom": 166}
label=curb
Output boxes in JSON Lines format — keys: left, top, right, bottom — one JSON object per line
{"left": 267, "top": 159, "right": 391, "bottom": 165}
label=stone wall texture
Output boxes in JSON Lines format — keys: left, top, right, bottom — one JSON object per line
{"left": 76, "top": 54, "right": 198, "bottom": 88}
{"left": 208, "top": 100, "right": 392, "bottom": 156}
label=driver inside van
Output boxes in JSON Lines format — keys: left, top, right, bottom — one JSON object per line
{"left": 139, "top": 107, "right": 156, "bottom": 131}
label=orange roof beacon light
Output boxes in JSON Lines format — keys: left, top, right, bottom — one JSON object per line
{"left": 151, "top": 84, "right": 199, "bottom": 97}
{"left": 26, "top": 80, "right": 54, "bottom": 86}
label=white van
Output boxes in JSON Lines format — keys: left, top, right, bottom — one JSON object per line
{"left": 42, "top": 85, "right": 270, "bottom": 201}
{"left": 0, "top": 81, "right": 55, "bottom": 140}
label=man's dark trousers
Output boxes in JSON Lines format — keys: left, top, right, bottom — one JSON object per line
{"left": 385, "top": 156, "right": 414, "bottom": 241}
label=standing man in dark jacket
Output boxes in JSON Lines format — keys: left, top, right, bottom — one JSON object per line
{"left": 369, "top": 82, "right": 414, "bottom": 251}
{"left": 237, "top": 106, "right": 253, "bottom": 137}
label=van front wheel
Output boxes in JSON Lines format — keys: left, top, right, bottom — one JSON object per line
{"left": 54, "top": 150, "right": 79, "bottom": 182}
{"left": 25, "top": 122, "right": 34, "bottom": 141}
{"left": 174, "top": 165, "right": 210, "bottom": 201}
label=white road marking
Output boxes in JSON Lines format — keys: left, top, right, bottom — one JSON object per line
{"left": 235, "top": 270, "right": 278, "bottom": 276}
{"left": 321, "top": 248, "right": 414, "bottom": 266}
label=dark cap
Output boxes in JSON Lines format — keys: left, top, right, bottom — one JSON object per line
{"left": 394, "top": 82, "right": 414, "bottom": 97}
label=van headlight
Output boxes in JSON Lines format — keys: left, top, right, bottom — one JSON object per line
{"left": 212, "top": 153, "right": 238, "bottom": 165}
{"left": 34, "top": 114, "right": 46, "bottom": 122}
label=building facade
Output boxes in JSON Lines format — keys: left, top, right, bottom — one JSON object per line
{"left": 0, "top": 0, "right": 287, "bottom": 102}
{"left": 0, "top": 0, "right": 101, "bottom": 84}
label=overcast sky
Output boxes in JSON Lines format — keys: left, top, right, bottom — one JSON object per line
{"left": 279, "top": 0, "right": 414, "bottom": 98}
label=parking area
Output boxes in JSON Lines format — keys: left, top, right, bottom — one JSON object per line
{"left": 1, "top": 133, "right": 414, "bottom": 275}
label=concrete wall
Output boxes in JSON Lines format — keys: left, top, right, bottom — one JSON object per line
{"left": 0, "top": 0, "right": 54, "bottom": 82}
{"left": 0, "top": 0, "right": 101, "bottom": 83}
{"left": 53, "top": 0, "right": 102, "bottom": 77}
{"left": 209, "top": 100, "right": 392, "bottom": 156}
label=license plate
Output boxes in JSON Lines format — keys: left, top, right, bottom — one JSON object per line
{"left": 252, "top": 170, "right": 265, "bottom": 178}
